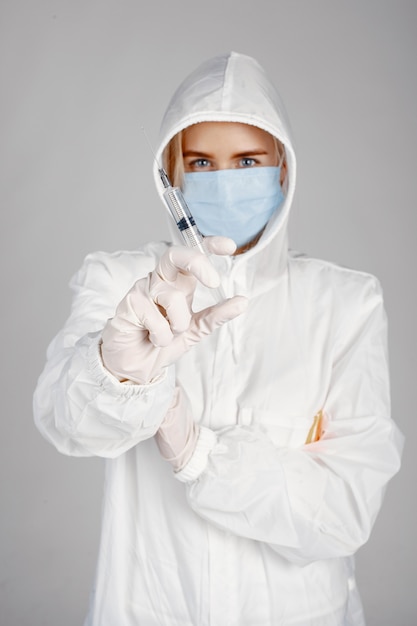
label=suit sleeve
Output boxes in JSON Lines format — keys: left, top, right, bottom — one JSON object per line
{"left": 175, "top": 276, "right": 403, "bottom": 565}
{"left": 33, "top": 250, "right": 175, "bottom": 458}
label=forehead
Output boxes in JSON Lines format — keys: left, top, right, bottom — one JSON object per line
{"left": 182, "top": 121, "right": 275, "bottom": 150}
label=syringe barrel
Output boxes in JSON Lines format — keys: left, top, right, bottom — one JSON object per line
{"left": 163, "top": 186, "right": 205, "bottom": 252}
{"left": 162, "top": 182, "right": 227, "bottom": 302}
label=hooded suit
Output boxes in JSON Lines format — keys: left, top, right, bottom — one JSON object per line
{"left": 34, "top": 52, "right": 403, "bottom": 625}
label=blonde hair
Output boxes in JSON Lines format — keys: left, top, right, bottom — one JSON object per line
{"left": 163, "top": 131, "right": 184, "bottom": 188}
{"left": 163, "top": 125, "right": 287, "bottom": 189}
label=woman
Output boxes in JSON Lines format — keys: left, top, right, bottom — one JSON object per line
{"left": 34, "top": 52, "right": 403, "bottom": 625}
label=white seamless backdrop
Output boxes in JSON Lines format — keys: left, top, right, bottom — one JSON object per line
{"left": 1, "top": 1, "right": 415, "bottom": 625}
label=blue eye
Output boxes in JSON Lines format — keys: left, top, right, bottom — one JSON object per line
{"left": 239, "top": 157, "right": 256, "bottom": 167}
{"left": 192, "top": 159, "right": 210, "bottom": 168}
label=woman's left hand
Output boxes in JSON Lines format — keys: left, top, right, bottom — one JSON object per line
{"left": 155, "top": 386, "right": 199, "bottom": 471}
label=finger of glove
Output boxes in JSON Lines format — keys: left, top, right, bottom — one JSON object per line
{"left": 202, "top": 235, "right": 237, "bottom": 256}
{"left": 164, "top": 295, "right": 249, "bottom": 362}
{"left": 189, "top": 295, "right": 248, "bottom": 342}
{"left": 157, "top": 246, "right": 220, "bottom": 288}
{"left": 150, "top": 279, "right": 192, "bottom": 334}
{"left": 115, "top": 281, "right": 175, "bottom": 347}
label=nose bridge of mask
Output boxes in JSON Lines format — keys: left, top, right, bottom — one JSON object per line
{"left": 215, "top": 167, "right": 281, "bottom": 207}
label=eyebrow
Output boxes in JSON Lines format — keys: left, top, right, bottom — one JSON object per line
{"left": 182, "top": 149, "right": 269, "bottom": 158}
{"left": 182, "top": 150, "right": 213, "bottom": 158}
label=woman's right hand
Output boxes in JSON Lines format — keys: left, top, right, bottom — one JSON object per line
{"left": 101, "top": 237, "right": 248, "bottom": 384}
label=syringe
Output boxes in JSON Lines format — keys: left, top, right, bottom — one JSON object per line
{"left": 159, "top": 168, "right": 206, "bottom": 253}
{"left": 158, "top": 167, "right": 226, "bottom": 303}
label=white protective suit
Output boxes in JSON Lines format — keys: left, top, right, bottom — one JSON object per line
{"left": 34, "top": 52, "right": 403, "bottom": 626}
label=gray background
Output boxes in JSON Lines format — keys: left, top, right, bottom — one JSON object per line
{"left": 1, "top": 1, "right": 415, "bottom": 624}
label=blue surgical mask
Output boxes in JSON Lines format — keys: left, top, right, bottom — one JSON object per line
{"left": 182, "top": 166, "right": 285, "bottom": 249}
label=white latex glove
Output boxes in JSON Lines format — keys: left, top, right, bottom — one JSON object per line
{"left": 101, "top": 237, "right": 248, "bottom": 384}
{"left": 155, "top": 386, "right": 198, "bottom": 471}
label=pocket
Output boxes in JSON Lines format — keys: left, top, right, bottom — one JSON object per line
{"left": 239, "top": 407, "right": 322, "bottom": 448}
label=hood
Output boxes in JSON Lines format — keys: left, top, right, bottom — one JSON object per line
{"left": 152, "top": 52, "right": 297, "bottom": 297}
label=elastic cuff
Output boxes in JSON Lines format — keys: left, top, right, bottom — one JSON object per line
{"left": 174, "top": 426, "right": 217, "bottom": 483}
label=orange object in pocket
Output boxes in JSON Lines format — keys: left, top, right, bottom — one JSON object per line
{"left": 305, "top": 410, "right": 324, "bottom": 444}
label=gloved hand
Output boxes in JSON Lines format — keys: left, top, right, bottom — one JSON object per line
{"left": 101, "top": 237, "right": 248, "bottom": 384}
{"left": 155, "top": 386, "right": 198, "bottom": 471}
